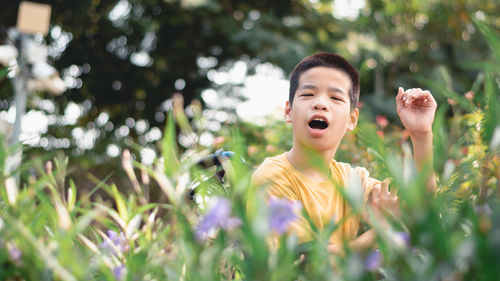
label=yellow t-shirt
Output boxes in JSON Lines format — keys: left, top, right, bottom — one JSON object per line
{"left": 250, "top": 153, "right": 380, "bottom": 244}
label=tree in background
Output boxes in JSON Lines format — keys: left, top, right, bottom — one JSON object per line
{"left": 0, "top": 0, "right": 498, "bottom": 181}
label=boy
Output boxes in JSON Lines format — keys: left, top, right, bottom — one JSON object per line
{"left": 251, "top": 52, "right": 437, "bottom": 253}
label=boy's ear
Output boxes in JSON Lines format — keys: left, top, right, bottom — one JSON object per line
{"left": 347, "top": 108, "right": 359, "bottom": 131}
{"left": 284, "top": 101, "right": 292, "bottom": 123}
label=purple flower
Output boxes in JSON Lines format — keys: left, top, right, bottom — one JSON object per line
{"left": 195, "top": 197, "right": 241, "bottom": 242}
{"left": 113, "top": 264, "right": 126, "bottom": 280}
{"left": 7, "top": 244, "right": 21, "bottom": 260}
{"left": 395, "top": 231, "right": 410, "bottom": 247}
{"left": 475, "top": 204, "right": 492, "bottom": 216}
{"left": 268, "top": 197, "right": 302, "bottom": 234}
{"left": 100, "top": 230, "right": 129, "bottom": 255}
{"left": 7, "top": 242, "right": 22, "bottom": 266}
{"left": 364, "top": 250, "right": 382, "bottom": 271}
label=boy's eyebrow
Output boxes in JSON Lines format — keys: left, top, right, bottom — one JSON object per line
{"left": 299, "top": 83, "right": 347, "bottom": 95}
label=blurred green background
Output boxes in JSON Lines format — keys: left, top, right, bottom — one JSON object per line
{"left": 1, "top": 0, "right": 498, "bottom": 179}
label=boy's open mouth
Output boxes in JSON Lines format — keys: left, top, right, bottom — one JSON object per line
{"left": 308, "top": 118, "right": 329, "bottom": 130}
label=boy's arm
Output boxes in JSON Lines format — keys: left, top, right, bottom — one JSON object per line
{"left": 327, "top": 86, "right": 438, "bottom": 256}
{"left": 327, "top": 179, "right": 400, "bottom": 255}
{"left": 396, "top": 87, "right": 437, "bottom": 192}
{"left": 332, "top": 88, "right": 437, "bottom": 256}
{"left": 327, "top": 229, "right": 376, "bottom": 255}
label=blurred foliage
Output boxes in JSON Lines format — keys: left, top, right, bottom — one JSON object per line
{"left": 0, "top": 0, "right": 499, "bottom": 180}
{"left": 0, "top": 0, "right": 313, "bottom": 166}
{"left": 0, "top": 4, "right": 499, "bottom": 279}
{"left": 0, "top": 49, "right": 498, "bottom": 278}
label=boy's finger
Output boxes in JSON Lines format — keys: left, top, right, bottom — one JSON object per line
{"left": 370, "top": 186, "right": 381, "bottom": 205}
{"left": 382, "top": 178, "right": 393, "bottom": 196}
{"left": 396, "top": 88, "right": 404, "bottom": 110}
{"left": 402, "top": 88, "right": 419, "bottom": 106}
{"left": 388, "top": 186, "right": 397, "bottom": 199}
{"left": 408, "top": 89, "right": 433, "bottom": 99}
{"left": 381, "top": 180, "right": 389, "bottom": 194}
{"left": 396, "top": 87, "right": 404, "bottom": 99}
{"left": 406, "top": 90, "right": 436, "bottom": 106}
{"left": 370, "top": 189, "right": 380, "bottom": 207}
{"left": 421, "top": 90, "right": 437, "bottom": 104}
{"left": 389, "top": 186, "right": 398, "bottom": 197}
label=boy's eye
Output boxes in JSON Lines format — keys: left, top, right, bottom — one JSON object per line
{"left": 331, "top": 96, "right": 343, "bottom": 102}
{"left": 301, "top": 93, "right": 313, "bottom": 97}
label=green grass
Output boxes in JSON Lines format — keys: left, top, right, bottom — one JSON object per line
{"left": 0, "top": 19, "right": 499, "bottom": 281}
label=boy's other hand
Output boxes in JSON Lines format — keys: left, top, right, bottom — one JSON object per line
{"left": 370, "top": 179, "right": 400, "bottom": 219}
{"left": 396, "top": 87, "right": 437, "bottom": 137}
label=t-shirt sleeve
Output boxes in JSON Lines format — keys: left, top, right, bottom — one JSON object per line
{"left": 341, "top": 164, "right": 382, "bottom": 236}
{"left": 338, "top": 163, "right": 381, "bottom": 204}
{"left": 351, "top": 166, "right": 382, "bottom": 203}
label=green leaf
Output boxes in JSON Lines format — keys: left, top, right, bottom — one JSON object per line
{"left": 432, "top": 104, "right": 450, "bottom": 174}
{"left": 471, "top": 72, "right": 485, "bottom": 94}
{"left": 474, "top": 18, "right": 500, "bottom": 62}
{"left": 162, "top": 111, "right": 179, "bottom": 177}
{"left": 482, "top": 72, "right": 500, "bottom": 143}
{"left": 460, "top": 61, "right": 500, "bottom": 73}
{"left": 67, "top": 179, "right": 77, "bottom": 213}
{"left": 111, "top": 183, "right": 128, "bottom": 222}
{"left": 0, "top": 66, "right": 8, "bottom": 80}
{"left": 417, "top": 76, "right": 475, "bottom": 112}
{"left": 75, "top": 173, "right": 112, "bottom": 210}
{"left": 228, "top": 128, "right": 251, "bottom": 197}
{"left": 355, "top": 119, "right": 388, "bottom": 161}
{"left": 0, "top": 134, "right": 7, "bottom": 173}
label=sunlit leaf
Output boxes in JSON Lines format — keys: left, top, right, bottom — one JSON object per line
{"left": 111, "top": 183, "right": 128, "bottom": 222}
{"left": 67, "top": 179, "right": 77, "bottom": 213}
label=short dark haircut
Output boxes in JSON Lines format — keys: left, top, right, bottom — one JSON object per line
{"left": 289, "top": 52, "right": 360, "bottom": 110}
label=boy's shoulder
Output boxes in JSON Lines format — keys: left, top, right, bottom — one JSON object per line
{"left": 332, "top": 160, "right": 370, "bottom": 176}
{"left": 251, "top": 153, "right": 291, "bottom": 184}
{"left": 252, "top": 154, "right": 371, "bottom": 179}
{"left": 334, "top": 161, "right": 381, "bottom": 197}
{"left": 252, "top": 154, "right": 377, "bottom": 185}
{"left": 253, "top": 153, "right": 289, "bottom": 173}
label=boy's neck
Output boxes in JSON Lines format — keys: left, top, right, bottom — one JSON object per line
{"left": 285, "top": 146, "right": 334, "bottom": 182}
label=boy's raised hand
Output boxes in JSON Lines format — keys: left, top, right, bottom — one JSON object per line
{"left": 396, "top": 87, "right": 437, "bottom": 136}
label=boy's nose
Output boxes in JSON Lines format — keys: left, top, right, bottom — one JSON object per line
{"left": 312, "top": 99, "right": 327, "bottom": 111}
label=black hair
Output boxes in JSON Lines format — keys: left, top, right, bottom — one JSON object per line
{"left": 289, "top": 52, "right": 360, "bottom": 110}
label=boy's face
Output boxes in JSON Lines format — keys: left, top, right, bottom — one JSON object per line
{"left": 285, "top": 66, "right": 359, "bottom": 153}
